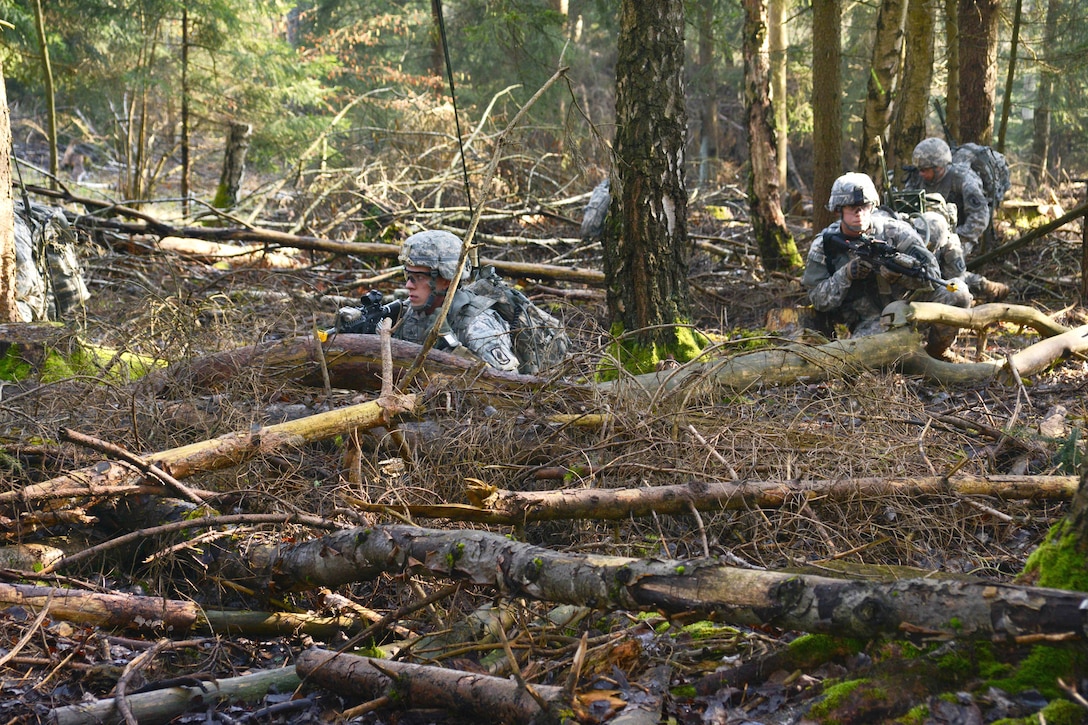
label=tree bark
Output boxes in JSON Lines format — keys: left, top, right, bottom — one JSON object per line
{"left": 811, "top": 0, "right": 843, "bottom": 231}
{"left": 944, "top": 0, "right": 960, "bottom": 140}
{"left": 1029, "top": 0, "right": 1060, "bottom": 187}
{"left": 230, "top": 524, "right": 1088, "bottom": 643}
{"left": 995, "top": 0, "right": 1023, "bottom": 152}
{"left": 890, "top": 0, "right": 935, "bottom": 180}
{"left": 345, "top": 474, "right": 1079, "bottom": 526}
{"left": 0, "top": 62, "right": 15, "bottom": 323}
{"left": 212, "top": 121, "right": 252, "bottom": 209}
{"left": 604, "top": 0, "right": 692, "bottom": 355}
{"left": 48, "top": 667, "right": 300, "bottom": 725}
{"left": 857, "top": 0, "right": 909, "bottom": 191}
{"left": 958, "top": 0, "right": 1001, "bottom": 144}
{"left": 296, "top": 648, "right": 567, "bottom": 724}
{"left": 743, "top": 0, "right": 801, "bottom": 273}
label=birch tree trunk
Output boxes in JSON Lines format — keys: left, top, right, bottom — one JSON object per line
{"left": 0, "top": 62, "right": 15, "bottom": 323}
{"left": 742, "top": 0, "right": 801, "bottom": 273}
{"left": 857, "top": 0, "right": 909, "bottom": 190}
{"left": 889, "top": 0, "right": 936, "bottom": 181}
{"left": 603, "top": 0, "right": 694, "bottom": 366}
{"left": 230, "top": 524, "right": 1088, "bottom": 643}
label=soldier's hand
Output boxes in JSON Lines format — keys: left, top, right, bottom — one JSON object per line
{"left": 877, "top": 266, "right": 902, "bottom": 283}
{"left": 845, "top": 258, "right": 873, "bottom": 281}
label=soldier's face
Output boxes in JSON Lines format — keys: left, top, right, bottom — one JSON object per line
{"left": 404, "top": 266, "right": 448, "bottom": 308}
{"left": 918, "top": 166, "right": 944, "bottom": 183}
{"left": 840, "top": 203, "right": 873, "bottom": 235}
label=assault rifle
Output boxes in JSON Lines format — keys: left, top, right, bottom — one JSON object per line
{"left": 332, "top": 289, "right": 404, "bottom": 335}
{"left": 825, "top": 232, "right": 958, "bottom": 293}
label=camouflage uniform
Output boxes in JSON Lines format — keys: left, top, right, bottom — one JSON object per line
{"left": 390, "top": 230, "right": 520, "bottom": 373}
{"left": 394, "top": 288, "right": 520, "bottom": 372}
{"left": 904, "top": 138, "right": 1006, "bottom": 299}
{"left": 803, "top": 215, "right": 967, "bottom": 338}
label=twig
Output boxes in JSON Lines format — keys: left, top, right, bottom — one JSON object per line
{"left": 0, "top": 591, "right": 52, "bottom": 668}
{"left": 686, "top": 500, "right": 711, "bottom": 559}
{"left": 59, "top": 428, "right": 205, "bottom": 505}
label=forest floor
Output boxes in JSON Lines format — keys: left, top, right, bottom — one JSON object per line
{"left": 0, "top": 148, "right": 1086, "bottom": 724}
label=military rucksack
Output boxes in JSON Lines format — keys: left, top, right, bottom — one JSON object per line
{"left": 14, "top": 201, "right": 91, "bottom": 322}
{"left": 951, "top": 142, "right": 1011, "bottom": 213}
{"left": 465, "top": 266, "right": 570, "bottom": 375}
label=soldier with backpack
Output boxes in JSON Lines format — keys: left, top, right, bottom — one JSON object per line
{"left": 903, "top": 138, "right": 1009, "bottom": 301}
{"left": 336, "top": 229, "right": 569, "bottom": 375}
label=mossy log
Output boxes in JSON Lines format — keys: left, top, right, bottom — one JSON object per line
{"left": 0, "top": 323, "right": 160, "bottom": 382}
{"left": 296, "top": 647, "right": 567, "bottom": 724}
{"left": 227, "top": 524, "right": 1088, "bottom": 643}
{"left": 48, "top": 667, "right": 300, "bottom": 725}
{"left": 342, "top": 474, "right": 1080, "bottom": 525}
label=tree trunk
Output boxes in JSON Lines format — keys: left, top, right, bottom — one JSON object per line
{"left": 0, "top": 62, "right": 15, "bottom": 323}
{"left": 857, "top": 0, "right": 909, "bottom": 192}
{"left": 958, "top": 0, "right": 1000, "bottom": 144}
{"left": 995, "top": 0, "right": 1022, "bottom": 152}
{"left": 811, "top": 0, "right": 843, "bottom": 231}
{"left": 31, "top": 0, "right": 58, "bottom": 186}
{"left": 296, "top": 648, "right": 567, "bottom": 724}
{"left": 944, "top": 0, "right": 960, "bottom": 141}
{"left": 230, "top": 524, "right": 1088, "bottom": 644}
{"left": 180, "top": 5, "right": 191, "bottom": 215}
{"left": 890, "top": 0, "right": 936, "bottom": 180}
{"left": 212, "top": 121, "right": 252, "bottom": 209}
{"left": 694, "top": 0, "right": 720, "bottom": 187}
{"left": 769, "top": 0, "right": 788, "bottom": 188}
{"left": 604, "top": 0, "right": 695, "bottom": 369}
{"left": 742, "top": 0, "right": 801, "bottom": 273}
{"left": 1029, "top": 0, "right": 1059, "bottom": 188}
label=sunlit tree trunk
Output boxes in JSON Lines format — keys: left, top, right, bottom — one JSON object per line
{"left": 742, "top": 0, "right": 801, "bottom": 273}
{"left": 890, "top": 0, "right": 936, "bottom": 180}
{"left": 811, "top": 0, "right": 842, "bottom": 231}
{"left": 603, "top": 0, "right": 693, "bottom": 365}
{"left": 958, "top": 0, "right": 1000, "bottom": 144}
{"left": 0, "top": 64, "right": 15, "bottom": 323}
{"left": 944, "top": 0, "right": 960, "bottom": 141}
{"left": 1029, "top": 0, "right": 1059, "bottom": 188}
{"left": 31, "top": 0, "right": 58, "bottom": 187}
{"left": 857, "top": 0, "right": 908, "bottom": 194}
{"left": 769, "top": 0, "right": 788, "bottom": 188}
{"left": 995, "top": 0, "right": 1022, "bottom": 152}
{"left": 181, "top": 4, "right": 191, "bottom": 215}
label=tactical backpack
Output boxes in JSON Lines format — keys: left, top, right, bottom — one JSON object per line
{"left": 465, "top": 266, "right": 570, "bottom": 375}
{"left": 951, "top": 142, "right": 1011, "bottom": 214}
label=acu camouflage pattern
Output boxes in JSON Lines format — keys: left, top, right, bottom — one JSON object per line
{"left": 394, "top": 288, "right": 520, "bottom": 372}
{"left": 903, "top": 161, "right": 990, "bottom": 253}
{"left": 14, "top": 201, "right": 90, "bottom": 322}
{"left": 802, "top": 215, "right": 970, "bottom": 339}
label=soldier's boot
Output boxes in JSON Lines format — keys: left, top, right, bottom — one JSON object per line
{"left": 976, "top": 277, "right": 1009, "bottom": 302}
{"left": 925, "top": 325, "right": 959, "bottom": 361}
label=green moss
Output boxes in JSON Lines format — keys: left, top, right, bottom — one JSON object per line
{"left": 679, "top": 621, "right": 739, "bottom": 640}
{"left": 894, "top": 704, "right": 929, "bottom": 724}
{"left": 787, "top": 634, "right": 864, "bottom": 668}
{"left": 0, "top": 344, "right": 32, "bottom": 381}
{"left": 808, "top": 678, "right": 868, "bottom": 720}
{"left": 0, "top": 340, "right": 162, "bottom": 384}
{"left": 1021, "top": 522, "right": 1088, "bottom": 592}
{"left": 596, "top": 322, "right": 709, "bottom": 380}
{"left": 989, "top": 645, "right": 1082, "bottom": 699}
{"left": 1039, "top": 698, "right": 1087, "bottom": 725}
{"left": 670, "top": 684, "right": 696, "bottom": 699}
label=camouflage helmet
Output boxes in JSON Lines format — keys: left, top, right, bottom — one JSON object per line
{"left": 398, "top": 230, "right": 468, "bottom": 281}
{"left": 826, "top": 173, "right": 879, "bottom": 211}
{"left": 910, "top": 211, "right": 949, "bottom": 249}
{"left": 912, "top": 138, "right": 953, "bottom": 168}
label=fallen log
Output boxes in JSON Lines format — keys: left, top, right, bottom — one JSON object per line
{"left": 341, "top": 474, "right": 1080, "bottom": 525}
{"left": 0, "top": 393, "right": 414, "bottom": 516}
{"left": 48, "top": 666, "right": 300, "bottom": 725}
{"left": 146, "top": 332, "right": 563, "bottom": 395}
{"left": 230, "top": 524, "right": 1088, "bottom": 643}
{"left": 296, "top": 647, "right": 567, "bottom": 724}
{"left": 885, "top": 300, "right": 1070, "bottom": 337}
{"left": 0, "top": 581, "right": 373, "bottom": 637}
